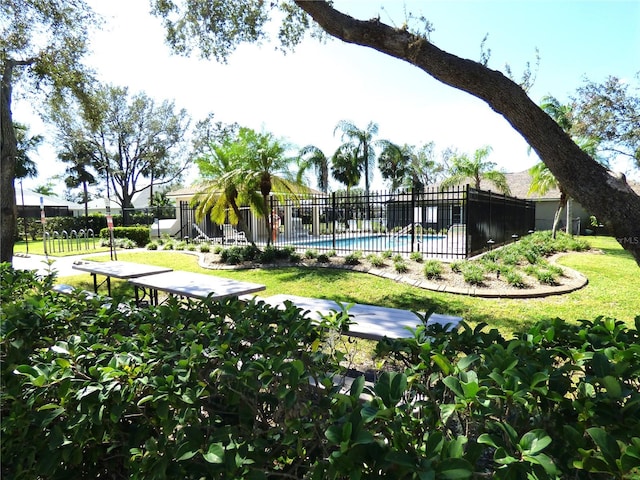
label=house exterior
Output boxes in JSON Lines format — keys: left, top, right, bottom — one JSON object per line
{"left": 486, "top": 171, "right": 640, "bottom": 234}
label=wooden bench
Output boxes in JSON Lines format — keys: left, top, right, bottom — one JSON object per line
{"left": 259, "top": 294, "right": 461, "bottom": 341}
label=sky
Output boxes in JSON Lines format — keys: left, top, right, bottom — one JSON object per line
{"left": 13, "top": 0, "right": 640, "bottom": 193}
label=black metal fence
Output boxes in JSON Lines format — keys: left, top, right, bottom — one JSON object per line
{"left": 179, "top": 185, "right": 535, "bottom": 259}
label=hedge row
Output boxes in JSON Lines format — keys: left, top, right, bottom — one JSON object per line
{"left": 1, "top": 264, "right": 639, "bottom": 479}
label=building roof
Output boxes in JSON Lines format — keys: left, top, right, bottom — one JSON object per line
{"left": 430, "top": 170, "right": 640, "bottom": 201}
{"left": 15, "top": 188, "right": 83, "bottom": 210}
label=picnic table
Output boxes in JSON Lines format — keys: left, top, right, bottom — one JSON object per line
{"left": 260, "top": 294, "right": 461, "bottom": 341}
{"left": 71, "top": 260, "right": 173, "bottom": 296}
{"left": 128, "top": 270, "right": 266, "bottom": 305}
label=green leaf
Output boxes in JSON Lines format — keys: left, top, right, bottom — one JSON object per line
{"left": 600, "top": 375, "right": 622, "bottom": 398}
{"left": 456, "top": 353, "right": 480, "bottom": 371}
{"left": 477, "top": 433, "right": 500, "bottom": 449}
{"left": 361, "top": 403, "right": 380, "bottom": 422}
{"left": 325, "top": 425, "right": 343, "bottom": 444}
{"left": 352, "top": 430, "right": 375, "bottom": 446}
{"left": 523, "top": 452, "right": 557, "bottom": 474}
{"left": 437, "top": 457, "right": 473, "bottom": 479}
{"left": 202, "top": 443, "right": 225, "bottom": 464}
{"left": 431, "top": 353, "right": 453, "bottom": 374}
{"left": 176, "top": 443, "right": 198, "bottom": 461}
{"left": 443, "top": 376, "right": 465, "bottom": 398}
{"left": 137, "top": 395, "right": 154, "bottom": 406}
{"left": 587, "top": 427, "right": 621, "bottom": 469}
{"left": 439, "top": 403, "right": 456, "bottom": 425}
{"left": 592, "top": 352, "right": 612, "bottom": 377}
{"left": 350, "top": 375, "right": 365, "bottom": 399}
{"left": 76, "top": 384, "right": 101, "bottom": 399}
{"left": 519, "top": 430, "right": 552, "bottom": 455}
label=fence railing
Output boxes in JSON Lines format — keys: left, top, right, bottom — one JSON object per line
{"left": 181, "top": 186, "right": 536, "bottom": 259}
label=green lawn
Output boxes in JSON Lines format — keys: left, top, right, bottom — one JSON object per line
{"left": 61, "top": 236, "right": 639, "bottom": 337}
{"left": 14, "top": 239, "right": 111, "bottom": 257}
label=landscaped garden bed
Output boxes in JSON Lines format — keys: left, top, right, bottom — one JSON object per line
{"left": 153, "top": 231, "right": 591, "bottom": 298}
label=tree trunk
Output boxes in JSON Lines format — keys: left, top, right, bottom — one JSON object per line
{"left": 551, "top": 193, "right": 567, "bottom": 239}
{"left": 294, "top": 1, "right": 640, "bottom": 265}
{"left": 1, "top": 61, "right": 18, "bottom": 263}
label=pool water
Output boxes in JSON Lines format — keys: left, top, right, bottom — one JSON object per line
{"left": 293, "top": 234, "right": 446, "bottom": 252}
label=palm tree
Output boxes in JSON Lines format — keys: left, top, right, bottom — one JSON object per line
{"left": 58, "top": 139, "right": 97, "bottom": 221}
{"left": 238, "top": 128, "right": 309, "bottom": 246}
{"left": 440, "top": 145, "right": 511, "bottom": 195}
{"left": 333, "top": 120, "right": 378, "bottom": 197}
{"left": 192, "top": 140, "right": 255, "bottom": 241}
{"left": 377, "top": 140, "right": 410, "bottom": 193}
{"left": 529, "top": 95, "right": 602, "bottom": 238}
{"left": 331, "top": 143, "right": 362, "bottom": 229}
{"left": 298, "top": 145, "right": 329, "bottom": 193}
{"left": 331, "top": 143, "right": 361, "bottom": 197}
{"left": 15, "top": 122, "right": 42, "bottom": 180}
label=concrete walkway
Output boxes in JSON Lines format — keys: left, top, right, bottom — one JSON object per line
{"left": 12, "top": 251, "right": 124, "bottom": 278}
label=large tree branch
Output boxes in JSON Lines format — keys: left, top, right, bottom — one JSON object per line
{"left": 294, "top": 1, "right": 640, "bottom": 264}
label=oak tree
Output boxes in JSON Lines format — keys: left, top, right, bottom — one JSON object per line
{"left": 151, "top": 0, "right": 640, "bottom": 263}
{"left": 1, "top": 0, "right": 98, "bottom": 262}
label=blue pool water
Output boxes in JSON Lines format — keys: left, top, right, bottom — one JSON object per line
{"left": 293, "top": 234, "right": 446, "bottom": 251}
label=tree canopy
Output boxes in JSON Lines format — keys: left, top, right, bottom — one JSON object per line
{"left": 150, "top": 0, "right": 640, "bottom": 264}
{"left": 50, "top": 84, "right": 191, "bottom": 211}
{"left": 1, "top": 0, "right": 99, "bottom": 262}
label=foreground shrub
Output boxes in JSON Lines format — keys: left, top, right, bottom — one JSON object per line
{"left": 0, "top": 264, "right": 344, "bottom": 479}
{"left": 2, "top": 264, "right": 639, "bottom": 479}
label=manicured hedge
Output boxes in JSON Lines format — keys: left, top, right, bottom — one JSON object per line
{"left": 1, "top": 264, "right": 639, "bottom": 479}
{"left": 100, "top": 226, "right": 150, "bottom": 246}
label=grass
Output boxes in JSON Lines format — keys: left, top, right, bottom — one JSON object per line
{"left": 14, "top": 239, "right": 111, "bottom": 257}
{"left": 59, "top": 236, "right": 639, "bottom": 337}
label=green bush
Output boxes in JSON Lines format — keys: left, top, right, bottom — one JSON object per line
{"left": 423, "top": 259, "right": 443, "bottom": 280}
{"left": 409, "top": 251, "right": 424, "bottom": 263}
{"left": 199, "top": 242, "right": 211, "bottom": 253}
{"left": 220, "top": 246, "right": 245, "bottom": 264}
{"left": 2, "top": 265, "right": 639, "bottom": 479}
{"left": 394, "top": 259, "right": 409, "bottom": 273}
{"left": 260, "top": 245, "right": 277, "bottom": 263}
{"left": 316, "top": 253, "right": 330, "bottom": 264}
{"left": 450, "top": 260, "right": 464, "bottom": 273}
{"left": 305, "top": 249, "right": 318, "bottom": 259}
{"left": 99, "top": 226, "right": 150, "bottom": 246}
{"left": 461, "top": 263, "right": 485, "bottom": 285}
{"left": 344, "top": 252, "right": 361, "bottom": 266}
{"left": 146, "top": 241, "right": 158, "bottom": 250}
{"left": 289, "top": 252, "right": 302, "bottom": 263}
{"left": 504, "top": 269, "right": 526, "bottom": 288}
{"left": 366, "top": 254, "right": 385, "bottom": 268}
{"left": 381, "top": 249, "right": 393, "bottom": 259}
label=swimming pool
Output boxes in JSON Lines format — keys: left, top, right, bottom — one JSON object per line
{"left": 292, "top": 234, "right": 447, "bottom": 252}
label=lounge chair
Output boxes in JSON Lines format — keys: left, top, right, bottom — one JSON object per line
{"left": 222, "top": 224, "right": 248, "bottom": 244}
{"left": 192, "top": 223, "right": 222, "bottom": 244}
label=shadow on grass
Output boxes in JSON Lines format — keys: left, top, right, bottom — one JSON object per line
{"left": 597, "top": 246, "right": 636, "bottom": 260}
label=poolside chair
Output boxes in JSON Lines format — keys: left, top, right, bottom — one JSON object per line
{"left": 192, "top": 223, "right": 222, "bottom": 244}
{"left": 222, "top": 224, "right": 248, "bottom": 244}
